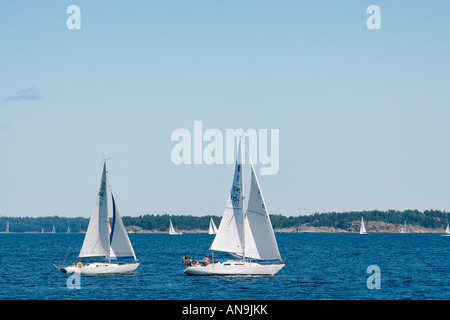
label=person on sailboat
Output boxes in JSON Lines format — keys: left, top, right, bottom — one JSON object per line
{"left": 183, "top": 253, "right": 191, "bottom": 266}
{"left": 202, "top": 254, "right": 210, "bottom": 266}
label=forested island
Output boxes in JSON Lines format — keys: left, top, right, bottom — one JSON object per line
{"left": 1, "top": 209, "right": 449, "bottom": 233}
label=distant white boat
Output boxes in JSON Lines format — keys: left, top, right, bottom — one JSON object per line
{"left": 5, "top": 220, "right": 9, "bottom": 233}
{"left": 443, "top": 223, "right": 450, "bottom": 237}
{"left": 169, "top": 219, "right": 182, "bottom": 235}
{"left": 208, "top": 218, "right": 217, "bottom": 235}
{"left": 184, "top": 137, "right": 284, "bottom": 276}
{"left": 58, "top": 159, "right": 139, "bottom": 274}
{"left": 400, "top": 221, "right": 407, "bottom": 234}
{"left": 360, "top": 217, "right": 368, "bottom": 235}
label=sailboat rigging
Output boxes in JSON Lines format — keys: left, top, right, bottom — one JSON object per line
{"left": 184, "top": 137, "right": 284, "bottom": 276}
{"left": 57, "top": 159, "right": 139, "bottom": 274}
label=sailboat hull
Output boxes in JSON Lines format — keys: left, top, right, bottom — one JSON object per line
{"left": 60, "top": 262, "right": 139, "bottom": 274}
{"left": 184, "top": 260, "right": 284, "bottom": 276}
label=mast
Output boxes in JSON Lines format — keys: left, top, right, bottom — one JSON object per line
{"left": 105, "top": 158, "right": 111, "bottom": 263}
{"left": 240, "top": 136, "right": 246, "bottom": 262}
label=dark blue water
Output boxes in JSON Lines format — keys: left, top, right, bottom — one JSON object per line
{"left": 0, "top": 233, "right": 448, "bottom": 300}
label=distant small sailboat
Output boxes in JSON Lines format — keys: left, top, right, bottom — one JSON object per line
{"left": 52, "top": 226, "right": 56, "bottom": 234}
{"left": 360, "top": 217, "right": 368, "bottom": 235}
{"left": 67, "top": 225, "right": 70, "bottom": 234}
{"left": 443, "top": 223, "right": 450, "bottom": 237}
{"left": 400, "top": 221, "right": 407, "bottom": 234}
{"left": 184, "top": 137, "right": 284, "bottom": 276}
{"left": 6, "top": 220, "right": 9, "bottom": 233}
{"left": 169, "top": 219, "right": 182, "bottom": 235}
{"left": 208, "top": 218, "right": 217, "bottom": 235}
{"left": 57, "top": 159, "right": 139, "bottom": 274}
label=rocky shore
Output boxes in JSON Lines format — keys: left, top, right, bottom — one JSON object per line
{"left": 126, "top": 221, "right": 446, "bottom": 234}
{"left": 274, "top": 221, "right": 444, "bottom": 233}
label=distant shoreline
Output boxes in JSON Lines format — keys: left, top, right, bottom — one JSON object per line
{"left": 2, "top": 209, "right": 448, "bottom": 233}
{"left": 124, "top": 220, "right": 447, "bottom": 234}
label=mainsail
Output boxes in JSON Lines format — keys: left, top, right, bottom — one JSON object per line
{"left": 209, "top": 140, "right": 245, "bottom": 256}
{"left": 79, "top": 161, "right": 110, "bottom": 258}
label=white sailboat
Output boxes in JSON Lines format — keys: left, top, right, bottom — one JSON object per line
{"left": 443, "top": 223, "right": 450, "bottom": 237}
{"left": 184, "top": 137, "right": 284, "bottom": 276}
{"left": 58, "top": 160, "right": 139, "bottom": 274}
{"left": 359, "top": 217, "right": 368, "bottom": 235}
{"left": 208, "top": 218, "right": 217, "bottom": 235}
{"left": 400, "top": 221, "right": 407, "bottom": 234}
{"left": 169, "top": 219, "right": 182, "bottom": 235}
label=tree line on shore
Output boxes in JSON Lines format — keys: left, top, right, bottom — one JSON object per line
{"left": 1, "top": 209, "right": 448, "bottom": 233}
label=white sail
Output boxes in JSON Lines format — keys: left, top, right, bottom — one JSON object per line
{"left": 6, "top": 220, "right": 9, "bottom": 233}
{"left": 243, "top": 162, "right": 281, "bottom": 260}
{"left": 445, "top": 224, "right": 449, "bottom": 234}
{"left": 79, "top": 161, "right": 110, "bottom": 258}
{"left": 169, "top": 219, "right": 182, "bottom": 235}
{"left": 360, "top": 217, "right": 367, "bottom": 234}
{"left": 209, "top": 139, "right": 244, "bottom": 255}
{"left": 208, "top": 218, "right": 217, "bottom": 235}
{"left": 169, "top": 219, "right": 175, "bottom": 234}
{"left": 401, "top": 221, "right": 407, "bottom": 233}
{"left": 109, "top": 194, "right": 136, "bottom": 261}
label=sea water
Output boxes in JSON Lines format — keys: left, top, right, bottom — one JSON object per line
{"left": 0, "top": 233, "right": 448, "bottom": 300}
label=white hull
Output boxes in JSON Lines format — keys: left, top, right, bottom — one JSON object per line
{"left": 60, "top": 262, "right": 139, "bottom": 274}
{"left": 184, "top": 260, "right": 284, "bottom": 276}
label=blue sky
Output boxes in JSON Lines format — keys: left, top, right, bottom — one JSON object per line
{"left": 1, "top": 1, "right": 450, "bottom": 217}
